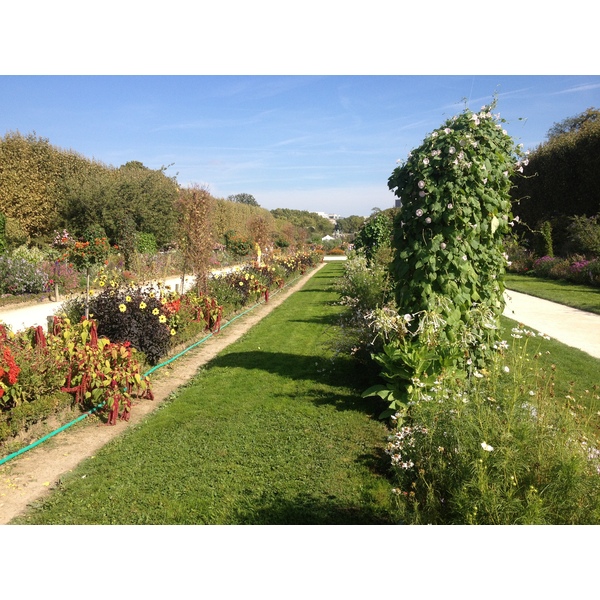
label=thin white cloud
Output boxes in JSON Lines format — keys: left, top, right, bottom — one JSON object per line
{"left": 551, "top": 82, "right": 600, "bottom": 95}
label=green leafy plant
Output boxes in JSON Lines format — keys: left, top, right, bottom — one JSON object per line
{"left": 53, "top": 317, "right": 152, "bottom": 424}
{"left": 387, "top": 325, "right": 600, "bottom": 524}
{"left": 387, "top": 99, "right": 524, "bottom": 365}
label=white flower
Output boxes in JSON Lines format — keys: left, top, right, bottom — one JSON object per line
{"left": 418, "top": 180, "right": 426, "bottom": 189}
{"left": 473, "top": 371, "right": 483, "bottom": 378}
{"left": 425, "top": 217, "right": 432, "bottom": 224}
{"left": 462, "top": 255, "right": 468, "bottom": 261}
{"left": 481, "top": 442, "right": 494, "bottom": 452}
{"left": 419, "top": 190, "right": 426, "bottom": 197}
{"left": 403, "top": 314, "right": 413, "bottom": 322}
{"left": 448, "top": 146, "right": 455, "bottom": 154}
{"left": 423, "top": 157, "right": 429, "bottom": 165}
{"left": 447, "top": 203, "right": 453, "bottom": 209}
{"left": 416, "top": 208, "right": 424, "bottom": 217}
{"left": 503, "top": 366, "right": 510, "bottom": 373}
{"left": 440, "top": 242, "right": 446, "bottom": 250}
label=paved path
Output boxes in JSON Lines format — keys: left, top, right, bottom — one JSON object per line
{"left": 503, "top": 289, "right": 600, "bottom": 360}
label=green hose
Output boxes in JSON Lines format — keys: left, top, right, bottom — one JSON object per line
{"left": 0, "top": 272, "right": 305, "bottom": 467}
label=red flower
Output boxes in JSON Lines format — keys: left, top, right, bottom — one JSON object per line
{"left": 0, "top": 346, "right": 20, "bottom": 387}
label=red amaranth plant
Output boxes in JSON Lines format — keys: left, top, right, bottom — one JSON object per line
{"left": 55, "top": 317, "right": 153, "bottom": 424}
{"left": 0, "top": 345, "right": 21, "bottom": 402}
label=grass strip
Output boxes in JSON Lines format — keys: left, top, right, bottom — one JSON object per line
{"left": 12, "top": 263, "right": 399, "bottom": 525}
{"left": 505, "top": 273, "right": 600, "bottom": 315}
{"left": 500, "top": 316, "right": 600, "bottom": 420}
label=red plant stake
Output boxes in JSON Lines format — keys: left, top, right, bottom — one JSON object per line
{"left": 34, "top": 325, "right": 47, "bottom": 348}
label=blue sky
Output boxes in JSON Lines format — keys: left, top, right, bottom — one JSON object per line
{"left": 2, "top": 75, "right": 599, "bottom": 217}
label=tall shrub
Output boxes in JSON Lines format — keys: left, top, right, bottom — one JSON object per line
{"left": 387, "top": 100, "right": 523, "bottom": 360}
{"left": 175, "top": 185, "right": 214, "bottom": 294}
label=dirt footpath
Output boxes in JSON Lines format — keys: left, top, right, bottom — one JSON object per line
{"left": 0, "top": 264, "right": 327, "bottom": 524}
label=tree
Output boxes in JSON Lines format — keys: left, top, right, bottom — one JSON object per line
{"left": 353, "top": 210, "right": 395, "bottom": 262}
{"left": 270, "top": 208, "right": 334, "bottom": 238}
{"left": 546, "top": 107, "right": 600, "bottom": 140}
{"left": 227, "top": 193, "right": 260, "bottom": 207}
{"left": 175, "top": 185, "right": 214, "bottom": 294}
{"left": 0, "top": 132, "right": 64, "bottom": 240}
{"left": 510, "top": 109, "right": 600, "bottom": 254}
{"left": 335, "top": 215, "right": 365, "bottom": 235}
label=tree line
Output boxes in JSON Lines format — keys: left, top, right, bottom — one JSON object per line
{"left": 0, "top": 131, "right": 369, "bottom": 258}
{"left": 510, "top": 107, "right": 600, "bottom": 256}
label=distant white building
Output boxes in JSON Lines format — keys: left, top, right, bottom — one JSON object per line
{"left": 316, "top": 211, "right": 341, "bottom": 223}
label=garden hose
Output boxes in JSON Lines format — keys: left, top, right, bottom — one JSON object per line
{"left": 0, "top": 272, "right": 305, "bottom": 467}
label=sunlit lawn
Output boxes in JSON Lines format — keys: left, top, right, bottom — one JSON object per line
{"left": 13, "top": 263, "right": 400, "bottom": 525}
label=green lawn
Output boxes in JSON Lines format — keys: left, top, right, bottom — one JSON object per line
{"left": 12, "top": 263, "right": 400, "bottom": 525}
{"left": 505, "top": 273, "right": 600, "bottom": 315}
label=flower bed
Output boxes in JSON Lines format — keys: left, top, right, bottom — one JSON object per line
{"left": 0, "top": 250, "right": 322, "bottom": 455}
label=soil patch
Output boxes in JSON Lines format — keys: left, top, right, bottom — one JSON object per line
{"left": 0, "top": 264, "right": 327, "bottom": 524}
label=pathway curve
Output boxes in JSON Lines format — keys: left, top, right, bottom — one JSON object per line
{"left": 503, "top": 288, "right": 600, "bottom": 359}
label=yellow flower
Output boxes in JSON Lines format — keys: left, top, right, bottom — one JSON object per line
{"left": 149, "top": 291, "right": 156, "bottom": 298}
{"left": 239, "top": 281, "right": 244, "bottom": 286}
{"left": 139, "top": 302, "right": 147, "bottom": 310}
{"left": 159, "top": 315, "right": 167, "bottom": 323}
{"left": 98, "top": 280, "right": 106, "bottom": 287}
{"left": 152, "top": 308, "right": 160, "bottom": 315}
{"left": 119, "top": 304, "right": 127, "bottom": 313}
{"left": 170, "top": 328, "right": 176, "bottom": 336}
{"left": 126, "top": 295, "right": 132, "bottom": 302}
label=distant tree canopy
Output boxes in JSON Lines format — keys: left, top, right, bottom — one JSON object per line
{"left": 546, "top": 107, "right": 600, "bottom": 140}
{"left": 335, "top": 215, "right": 366, "bottom": 234}
{"left": 270, "top": 208, "right": 334, "bottom": 238}
{"left": 227, "top": 193, "right": 260, "bottom": 207}
{"left": 510, "top": 107, "right": 600, "bottom": 255}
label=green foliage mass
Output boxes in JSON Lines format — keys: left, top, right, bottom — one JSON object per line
{"left": 227, "top": 192, "right": 259, "bottom": 206}
{"left": 0, "top": 132, "right": 65, "bottom": 240}
{"left": 335, "top": 215, "right": 366, "bottom": 234}
{"left": 353, "top": 209, "right": 396, "bottom": 262}
{"left": 270, "top": 208, "right": 334, "bottom": 238}
{"left": 511, "top": 108, "right": 600, "bottom": 255}
{"left": 0, "top": 132, "right": 179, "bottom": 250}
{"left": 388, "top": 100, "right": 522, "bottom": 347}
